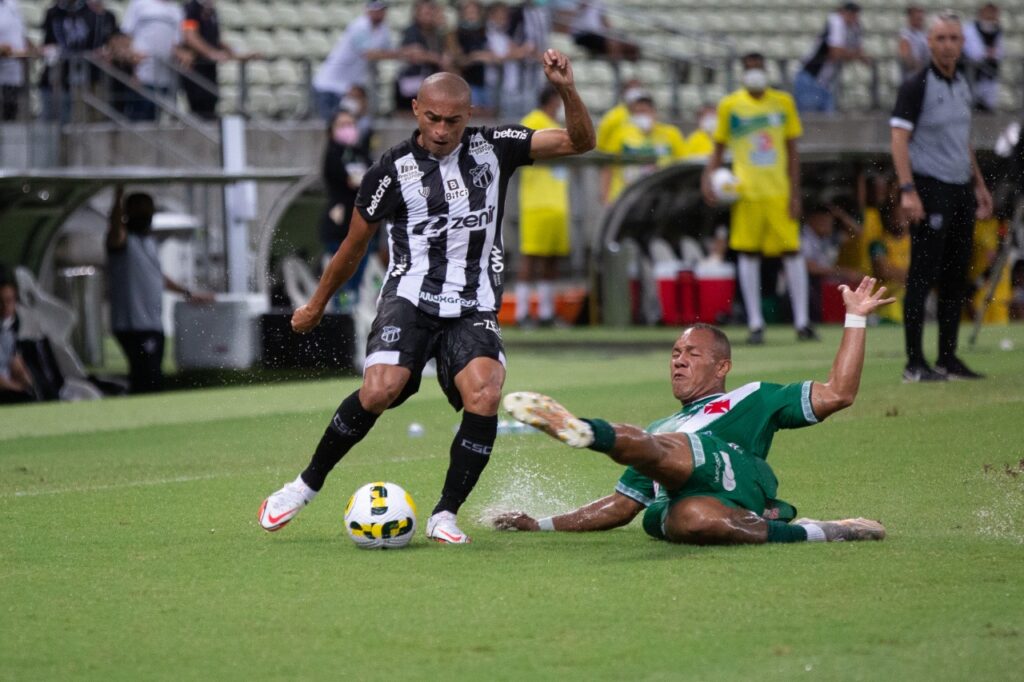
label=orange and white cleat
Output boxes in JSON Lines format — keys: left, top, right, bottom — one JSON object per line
{"left": 503, "top": 391, "right": 594, "bottom": 449}
{"left": 795, "top": 517, "right": 886, "bottom": 542}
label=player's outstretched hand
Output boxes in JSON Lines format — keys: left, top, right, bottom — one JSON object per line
{"left": 492, "top": 511, "right": 540, "bottom": 532}
{"left": 839, "top": 276, "right": 897, "bottom": 317}
{"left": 542, "top": 49, "right": 575, "bottom": 88}
{"left": 291, "top": 303, "right": 324, "bottom": 334}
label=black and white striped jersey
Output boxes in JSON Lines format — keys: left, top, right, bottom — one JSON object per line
{"left": 355, "top": 125, "right": 535, "bottom": 318}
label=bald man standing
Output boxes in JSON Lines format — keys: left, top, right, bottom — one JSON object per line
{"left": 259, "top": 50, "right": 595, "bottom": 543}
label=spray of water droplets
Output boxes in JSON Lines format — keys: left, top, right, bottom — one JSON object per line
{"left": 974, "top": 462, "right": 1024, "bottom": 544}
{"left": 475, "top": 442, "right": 581, "bottom": 527}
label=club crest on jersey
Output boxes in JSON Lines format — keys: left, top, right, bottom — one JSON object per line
{"left": 445, "top": 178, "right": 469, "bottom": 201}
{"left": 380, "top": 326, "right": 401, "bottom": 343}
{"left": 470, "top": 163, "right": 494, "bottom": 189}
{"left": 703, "top": 399, "right": 730, "bottom": 414}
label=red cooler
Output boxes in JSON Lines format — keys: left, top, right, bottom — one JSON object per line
{"left": 695, "top": 262, "right": 736, "bottom": 323}
{"left": 677, "top": 270, "right": 698, "bottom": 324}
{"left": 654, "top": 261, "right": 682, "bottom": 325}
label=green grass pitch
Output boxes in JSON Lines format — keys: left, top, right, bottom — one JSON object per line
{"left": 2, "top": 324, "right": 1023, "bottom": 680}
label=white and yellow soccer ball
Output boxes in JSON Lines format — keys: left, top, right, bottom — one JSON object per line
{"left": 343, "top": 481, "right": 418, "bottom": 549}
{"left": 710, "top": 167, "right": 741, "bottom": 204}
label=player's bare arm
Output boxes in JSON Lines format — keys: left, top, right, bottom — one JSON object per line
{"left": 529, "top": 49, "right": 596, "bottom": 160}
{"left": 493, "top": 492, "right": 643, "bottom": 532}
{"left": 292, "top": 212, "right": 380, "bottom": 333}
{"left": 890, "top": 126, "right": 925, "bottom": 222}
{"left": 810, "top": 277, "right": 896, "bottom": 419}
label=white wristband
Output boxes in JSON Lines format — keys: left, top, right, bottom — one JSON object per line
{"left": 537, "top": 516, "right": 555, "bottom": 531}
{"left": 845, "top": 314, "right": 867, "bottom": 328}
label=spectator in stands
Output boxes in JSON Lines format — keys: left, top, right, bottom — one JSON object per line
{"left": 39, "top": 0, "right": 102, "bottom": 123}
{"left": 485, "top": 1, "right": 534, "bottom": 117}
{"left": 181, "top": 0, "right": 251, "bottom": 120}
{"left": 569, "top": 0, "right": 638, "bottom": 61}
{"left": 0, "top": 0, "right": 34, "bottom": 121}
{"left": 801, "top": 202, "right": 865, "bottom": 322}
{"left": 600, "top": 92, "right": 686, "bottom": 205}
{"left": 122, "top": 0, "right": 189, "bottom": 121}
{"left": 898, "top": 4, "right": 929, "bottom": 81}
{"left": 312, "top": 1, "right": 393, "bottom": 123}
{"left": 340, "top": 84, "right": 373, "bottom": 149}
{"left": 868, "top": 201, "right": 911, "bottom": 324}
{"left": 595, "top": 79, "right": 643, "bottom": 153}
{"left": 0, "top": 272, "right": 35, "bottom": 404}
{"left": 703, "top": 52, "right": 814, "bottom": 345}
{"left": 890, "top": 11, "right": 993, "bottom": 381}
{"left": 86, "top": 0, "right": 118, "bottom": 47}
{"left": 508, "top": 0, "right": 553, "bottom": 116}
{"left": 962, "top": 3, "right": 1003, "bottom": 112}
{"left": 516, "top": 85, "right": 570, "bottom": 328}
{"left": 394, "top": 0, "right": 450, "bottom": 113}
{"left": 102, "top": 30, "right": 142, "bottom": 116}
{"left": 452, "top": 0, "right": 495, "bottom": 113}
{"left": 320, "top": 108, "right": 374, "bottom": 312}
{"left": 793, "top": 2, "right": 870, "bottom": 114}
{"left": 106, "top": 185, "right": 213, "bottom": 393}
{"left": 680, "top": 104, "right": 717, "bottom": 160}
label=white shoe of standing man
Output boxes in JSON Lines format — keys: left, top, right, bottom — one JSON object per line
{"left": 427, "top": 510, "right": 471, "bottom": 544}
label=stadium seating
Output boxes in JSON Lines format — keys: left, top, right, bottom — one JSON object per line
{"left": 14, "top": 0, "right": 1024, "bottom": 118}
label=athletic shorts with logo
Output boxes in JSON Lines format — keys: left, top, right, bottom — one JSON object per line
{"left": 616, "top": 433, "right": 789, "bottom": 541}
{"left": 364, "top": 295, "right": 505, "bottom": 411}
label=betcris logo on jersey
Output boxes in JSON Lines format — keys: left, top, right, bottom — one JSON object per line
{"left": 411, "top": 206, "right": 496, "bottom": 237}
{"left": 493, "top": 128, "right": 529, "bottom": 140}
{"left": 367, "top": 175, "right": 392, "bottom": 215}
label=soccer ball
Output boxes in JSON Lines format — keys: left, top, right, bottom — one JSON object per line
{"left": 710, "top": 167, "right": 741, "bottom": 204}
{"left": 343, "top": 481, "right": 418, "bottom": 549}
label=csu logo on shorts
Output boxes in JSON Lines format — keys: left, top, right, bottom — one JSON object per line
{"left": 380, "top": 326, "right": 401, "bottom": 343}
{"left": 470, "top": 163, "right": 494, "bottom": 189}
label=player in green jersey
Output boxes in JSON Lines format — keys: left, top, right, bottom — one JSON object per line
{"left": 495, "top": 277, "right": 893, "bottom": 545}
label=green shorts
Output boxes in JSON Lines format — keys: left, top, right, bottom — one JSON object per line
{"left": 640, "top": 432, "right": 794, "bottom": 541}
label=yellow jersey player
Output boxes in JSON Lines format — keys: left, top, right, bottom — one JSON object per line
{"left": 702, "top": 52, "right": 814, "bottom": 345}
{"left": 515, "top": 86, "right": 572, "bottom": 327}
{"left": 601, "top": 92, "right": 686, "bottom": 205}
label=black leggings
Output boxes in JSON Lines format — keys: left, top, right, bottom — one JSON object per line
{"left": 903, "top": 175, "right": 976, "bottom": 366}
{"left": 115, "top": 331, "right": 165, "bottom": 393}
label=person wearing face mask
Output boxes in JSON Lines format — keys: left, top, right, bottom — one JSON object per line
{"left": 702, "top": 52, "right": 814, "bottom": 345}
{"left": 312, "top": 1, "right": 394, "bottom": 123}
{"left": 595, "top": 79, "right": 643, "bottom": 153}
{"left": 680, "top": 104, "right": 718, "bottom": 161}
{"left": 962, "top": 3, "right": 1003, "bottom": 112}
{"left": 320, "top": 108, "right": 374, "bottom": 312}
{"left": 106, "top": 185, "right": 213, "bottom": 393}
{"left": 516, "top": 86, "right": 570, "bottom": 328}
{"left": 0, "top": 270, "right": 35, "bottom": 404}
{"left": 600, "top": 93, "right": 686, "bottom": 205}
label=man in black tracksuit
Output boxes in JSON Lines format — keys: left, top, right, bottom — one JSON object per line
{"left": 890, "top": 11, "right": 993, "bottom": 382}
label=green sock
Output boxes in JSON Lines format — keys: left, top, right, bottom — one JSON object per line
{"left": 766, "top": 520, "right": 809, "bottom": 543}
{"left": 581, "top": 418, "right": 615, "bottom": 453}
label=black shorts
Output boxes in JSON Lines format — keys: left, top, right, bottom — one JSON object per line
{"left": 365, "top": 296, "right": 506, "bottom": 411}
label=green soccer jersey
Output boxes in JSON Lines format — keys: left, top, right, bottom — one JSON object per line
{"left": 614, "top": 381, "right": 818, "bottom": 507}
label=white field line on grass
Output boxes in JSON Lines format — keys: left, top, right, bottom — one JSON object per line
{"left": 4, "top": 454, "right": 437, "bottom": 498}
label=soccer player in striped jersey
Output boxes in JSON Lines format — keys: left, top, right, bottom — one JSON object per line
{"left": 497, "top": 277, "right": 894, "bottom": 545}
{"left": 259, "top": 49, "right": 595, "bottom": 543}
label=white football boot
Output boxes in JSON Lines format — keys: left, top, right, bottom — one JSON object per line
{"left": 426, "top": 511, "right": 471, "bottom": 544}
{"left": 503, "top": 391, "right": 594, "bottom": 448}
{"left": 794, "top": 517, "right": 886, "bottom": 542}
{"left": 258, "top": 477, "right": 317, "bottom": 532}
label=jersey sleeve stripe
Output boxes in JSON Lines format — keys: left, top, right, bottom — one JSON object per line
{"left": 801, "top": 380, "right": 819, "bottom": 424}
{"left": 614, "top": 481, "right": 654, "bottom": 507}
{"left": 889, "top": 117, "right": 915, "bottom": 131}
{"left": 687, "top": 433, "right": 707, "bottom": 467}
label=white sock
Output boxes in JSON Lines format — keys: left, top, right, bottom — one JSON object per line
{"left": 514, "top": 282, "right": 531, "bottom": 322}
{"left": 737, "top": 254, "right": 764, "bottom": 331}
{"left": 798, "top": 522, "right": 826, "bottom": 542}
{"left": 783, "top": 254, "right": 810, "bottom": 329}
{"left": 292, "top": 475, "right": 317, "bottom": 501}
{"left": 537, "top": 281, "right": 555, "bottom": 320}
